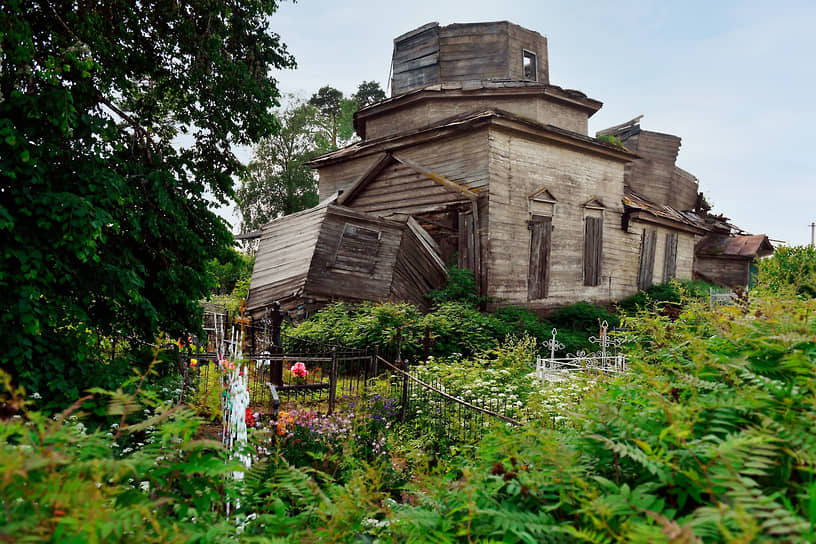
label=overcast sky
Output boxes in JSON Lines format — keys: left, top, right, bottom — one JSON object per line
{"left": 225, "top": 0, "right": 816, "bottom": 246}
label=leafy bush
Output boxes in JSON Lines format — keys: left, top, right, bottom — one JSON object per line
{"left": 616, "top": 279, "right": 713, "bottom": 315}
{"left": 390, "top": 294, "right": 816, "bottom": 543}
{"left": 755, "top": 244, "right": 816, "bottom": 297}
{"left": 426, "top": 266, "right": 484, "bottom": 307}
{"left": 422, "top": 302, "right": 500, "bottom": 358}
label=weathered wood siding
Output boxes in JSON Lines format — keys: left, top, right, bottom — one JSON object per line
{"left": 487, "top": 128, "right": 638, "bottom": 308}
{"left": 694, "top": 256, "right": 750, "bottom": 288}
{"left": 362, "top": 93, "right": 588, "bottom": 141}
{"left": 620, "top": 130, "right": 698, "bottom": 210}
{"left": 343, "top": 131, "right": 489, "bottom": 217}
{"left": 390, "top": 222, "right": 447, "bottom": 308}
{"left": 506, "top": 23, "right": 548, "bottom": 82}
{"left": 391, "top": 23, "right": 441, "bottom": 97}
{"left": 246, "top": 204, "right": 328, "bottom": 317}
{"left": 305, "top": 206, "right": 402, "bottom": 303}
{"left": 391, "top": 21, "right": 549, "bottom": 96}
{"left": 317, "top": 154, "right": 383, "bottom": 201}
{"left": 631, "top": 220, "right": 695, "bottom": 290}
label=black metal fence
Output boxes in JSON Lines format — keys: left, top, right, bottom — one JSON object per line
{"left": 377, "top": 356, "right": 527, "bottom": 445}
{"left": 181, "top": 309, "right": 530, "bottom": 445}
{"left": 180, "top": 313, "right": 377, "bottom": 415}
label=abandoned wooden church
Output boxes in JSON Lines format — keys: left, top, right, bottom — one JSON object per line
{"left": 246, "top": 21, "right": 772, "bottom": 319}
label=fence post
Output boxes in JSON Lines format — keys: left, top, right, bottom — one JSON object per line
{"left": 372, "top": 345, "right": 379, "bottom": 379}
{"left": 396, "top": 328, "right": 409, "bottom": 422}
{"left": 328, "top": 347, "right": 338, "bottom": 415}
{"left": 270, "top": 343, "right": 283, "bottom": 387}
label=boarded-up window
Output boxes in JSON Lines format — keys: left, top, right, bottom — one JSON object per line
{"left": 583, "top": 216, "right": 603, "bottom": 286}
{"left": 528, "top": 215, "right": 552, "bottom": 299}
{"left": 663, "top": 232, "right": 679, "bottom": 282}
{"left": 638, "top": 229, "right": 658, "bottom": 289}
{"left": 333, "top": 223, "right": 381, "bottom": 274}
{"left": 458, "top": 211, "right": 476, "bottom": 272}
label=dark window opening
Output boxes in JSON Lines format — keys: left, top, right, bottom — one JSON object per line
{"left": 523, "top": 50, "right": 537, "bottom": 81}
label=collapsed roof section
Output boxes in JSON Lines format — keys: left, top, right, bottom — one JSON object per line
{"left": 245, "top": 198, "right": 446, "bottom": 320}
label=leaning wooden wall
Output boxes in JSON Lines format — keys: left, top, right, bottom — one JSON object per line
{"left": 487, "top": 127, "right": 638, "bottom": 308}
{"left": 246, "top": 204, "right": 328, "bottom": 317}
{"left": 390, "top": 223, "right": 447, "bottom": 308}
{"left": 304, "top": 206, "right": 402, "bottom": 303}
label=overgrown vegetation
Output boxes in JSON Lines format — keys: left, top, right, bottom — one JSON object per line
{"left": 5, "top": 287, "right": 816, "bottom": 542}
{"left": 755, "top": 244, "right": 816, "bottom": 298}
{"left": 1, "top": 0, "right": 294, "bottom": 411}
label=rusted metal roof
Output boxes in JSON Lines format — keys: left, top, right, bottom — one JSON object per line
{"left": 696, "top": 234, "right": 774, "bottom": 259}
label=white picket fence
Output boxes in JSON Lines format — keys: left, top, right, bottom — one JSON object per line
{"left": 535, "top": 321, "right": 627, "bottom": 383}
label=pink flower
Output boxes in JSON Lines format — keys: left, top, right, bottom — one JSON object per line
{"left": 291, "top": 362, "right": 309, "bottom": 378}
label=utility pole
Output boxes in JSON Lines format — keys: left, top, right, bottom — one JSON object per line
{"left": 811, "top": 222, "right": 815, "bottom": 247}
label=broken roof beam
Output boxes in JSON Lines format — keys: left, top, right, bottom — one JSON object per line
{"left": 596, "top": 114, "right": 643, "bottom": 137}
{"left": 392, "top": 153, "right": 478, "bottom": 201}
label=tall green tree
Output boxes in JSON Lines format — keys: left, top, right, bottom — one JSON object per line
{"left": 0, "top": 0, "right": 295, "bottom": 408}
{"left": 236, "top": 97, "right": 320, "bottom": 233}
{"left": 309, "top": 85, "right": 346, "bottom": 149}
{"left": 352, "top": 80, "right": 387, "bottom": 108}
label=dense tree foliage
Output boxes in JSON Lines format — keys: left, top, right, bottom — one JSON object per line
{"left": 352, "top": 79, "right": 387, "bottom": 108}
{"left": 0, "top": 0, "right": 294, "bottom": 408}
{"left": 236, "top": 81, "right": 386, "bottom": 231}
{"left": 755, "top": 244, "right": 816, "bottom": 298}
{"left": 236, "top": 97, "right": 320, "bottom": 232}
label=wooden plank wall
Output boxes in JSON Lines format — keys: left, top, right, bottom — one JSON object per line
{"left": 246, "top": 205, "right": 328, "bottom": 315}
{"left": 487, "top": 127, "right": 641, "bottom": 308}
{"left": 345, "top": 131, "right": 489, "bottom": 218}
{"left": 317, "top": 154, "right": 383, "bottom": 201}
{"left": 622, "top": 130, "right": 698, "bottom": 211}
{"left": 693, "top": 257, "right": 750, "bottom": 288}
{"left": 362, "top": 94, "right": 588, "bottom": 141}
{"left": 305, "top": 206, "right": 402, "bottom": 302}
{"left": 631, "top": 221, "right": 695, "bottom": 289}
{"left": 390, "top": 224, "right": 447, "bottom": 309}
{"left": 392, "top": 24, "right": 441, "bottom": 96}
{"left": 438, "top": 22, "right": 510, "bottom": 81}
{"left": 506, "top": 23, "right": 549, "bottom": 83}
{"left": 670, "top": 167, "right": 699, "bottom": 211}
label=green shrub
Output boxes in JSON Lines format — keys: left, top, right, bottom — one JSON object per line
{"left": 427, "top": 266, "right": 484, "bottom": 307}
{"left": 391, "top": 294, "right": 816, "bottom": 543}
{"left": 616, "top": 279, "right": 714, "bottom": 315}
{"left": 421, "top": 302, "right": 499, "bottom": 359}
{"left": 492, "top": 305, "right": 555, "bottom": 344}
{"left": 755, "top": 245, "right": 816, "bottom": 297}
